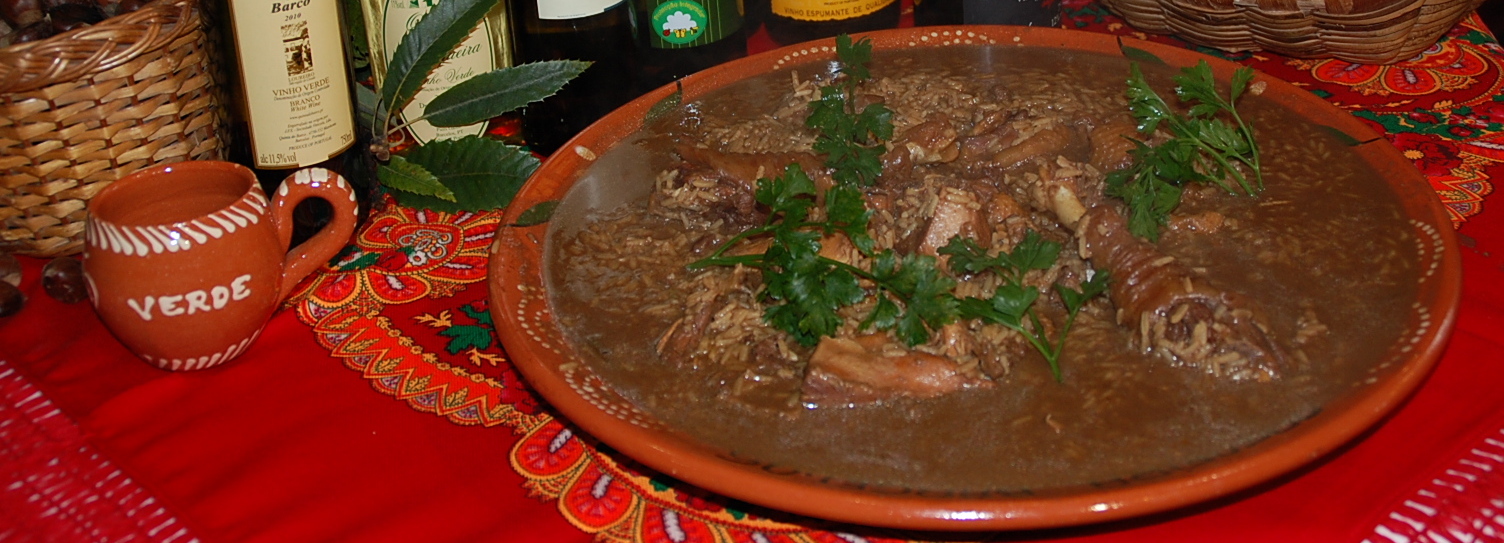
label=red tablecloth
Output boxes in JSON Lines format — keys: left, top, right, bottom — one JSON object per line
{"left": 6, "top": 6, "right": 1504, "bottom": 543}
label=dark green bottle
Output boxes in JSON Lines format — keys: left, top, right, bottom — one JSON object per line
{"left": 634, "top": 0, "right": 746, "bottom": 94}
{"left": 511, "top": 0, "right": 641, "bottom": 156}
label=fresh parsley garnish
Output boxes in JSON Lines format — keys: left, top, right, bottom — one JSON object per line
{"left": 1107, "top": 60, "right": 1262, "bottom": 240}
{"left": 944, "top": 233, "right": 1110, "bottom": 381}
{"left": 687, "top": 35, "right": 1109, "bottom": 380}
{"left": 807, "top": 35, "right": 894, "bottom": 187}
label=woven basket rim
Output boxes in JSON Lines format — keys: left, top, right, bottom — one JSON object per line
{"left": 0, "top": 0, "right": 199, "bottom": 94}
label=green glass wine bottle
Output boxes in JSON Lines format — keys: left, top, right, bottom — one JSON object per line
{"left": 511, "top": 0, "right": 641, "bottom": 156}
{"left": 634, "top": 0, "right": 746, "bottom": 94}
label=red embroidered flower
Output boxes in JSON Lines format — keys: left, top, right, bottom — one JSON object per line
{"left": 496, "top": 367, "right": 541, "bottom": 415}
{"left": 297, "top": 202, "right": 501, "bottom": 307}
{"left": 1449, "top": 125, "right": 1479, "bottom": 138}
{"left": 1408, "top": 111, "right": 1441, "bottom": 124}
{"left": 1472, "top": 100, "right": 1504, "bottom": 124}
{"left": 1392, "top": 132, "right": 1463, "bottom": 176}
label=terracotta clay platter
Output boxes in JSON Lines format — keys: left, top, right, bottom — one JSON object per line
{"left": 487, "top": 26, "right": 1461, "bottom": 530}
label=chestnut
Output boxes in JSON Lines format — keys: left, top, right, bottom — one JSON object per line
{"left": 0, "top": 253, "right": 19, "bottom": 287}
{"left": 40, "top": 0, "right": 90, "bottom": 10}
{"left": 47, "top": 2, "right": 103, "bottom": 32}
{"left": 10, "top": 20, "right": 53, "bottom": 43}
{"left": 0, "top": 281, "right": 21, "bottom": 318}
{"left": 114, "top": 0, "right": 149, "bottom": 13}
{"left": 42, "top": 256, "right": 87, "bottom": 304}
{"left": 0, "top": 0, "right": 44, "bottom": 27}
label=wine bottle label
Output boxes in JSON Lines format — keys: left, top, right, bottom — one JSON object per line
{"left": 771, "top": 0, "right": 895, "bottom": 21}
{"left": 228, "top": 0, "right": 356, "bottom": 169}
{"left": 379, "top": 0, "right": 499, "bottom": 144}
{"left": 537, "top": 0, "right": 623, "bottom": 20}
{"left": 646, "top": 0, "right": 742, "bottom": 49}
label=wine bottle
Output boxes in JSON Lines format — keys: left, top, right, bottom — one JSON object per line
{"left": 763, "top": 0, "right": 898, "bottom": 46}
{"left": 360, "top": 0, "right": 514, "bottom": 150}
{"left": 511, "top": 0, "right": 640, "bottom": 156}
{"left": 912, "top": 0, "right": 1060, "bottom": 28}
{"left": 910, "top": 0, "right": 960, "bottom": 26}
{"left": 221, "top": 0, "right": 364, "bottom": 241}
{"left": 634, "top": 0, "right": 746, "bottom": 94}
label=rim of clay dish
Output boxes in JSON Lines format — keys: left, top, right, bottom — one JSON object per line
{"left": 488, "top": 26, "right": 1462, "bottom": 531}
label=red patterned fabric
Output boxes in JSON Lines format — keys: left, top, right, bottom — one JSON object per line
{"left": 4, "top": 5, "right": 1504, "bottom": 542}
{"left": 1358, "top": 417, "right": 1504, "bottom": 542}
{"left": 0, "top": 360, "right": 197, "bottom": 543}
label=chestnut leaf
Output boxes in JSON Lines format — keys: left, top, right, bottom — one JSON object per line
{"left": 389, "top": 136, "right": 539, "bottom": 212}
{"left": 425, "top": 60, "right": 590, "bottom": 128}
{"left": 377, "top": 155, "right": 453, "bottom": 202}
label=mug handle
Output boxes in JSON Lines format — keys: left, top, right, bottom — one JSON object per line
{"left": 268, "top": 167, "right": 360, "bottom": 301}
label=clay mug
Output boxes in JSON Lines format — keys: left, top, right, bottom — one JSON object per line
{"left": 82, "top": 161, "right": 358, "bottom": 371}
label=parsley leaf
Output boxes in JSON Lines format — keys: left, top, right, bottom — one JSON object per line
{"left": 1110, "top": 60, "right": 1263, "bottom": 241}
{"left": 946, "top": 234, "right": 1108, "bottom": 382}
{"left": 687, "top": 35, "right": 1112, "bottom": 381}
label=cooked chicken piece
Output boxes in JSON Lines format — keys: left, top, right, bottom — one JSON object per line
{"left": 1088, "top": 121, "right": 1141, "bottom": 172}
{"left": 1076, "top": 206, "right": 1286, "bottom": 381}
{"left": 918, "top": 186, "right": 990, "bottom": 256}
{"left": 802, "top": 334, "right": 993, "bottom": 407}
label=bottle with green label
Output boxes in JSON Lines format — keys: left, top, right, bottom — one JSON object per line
{"left": 634, "top": 0, "right": 745, "bottom": 94}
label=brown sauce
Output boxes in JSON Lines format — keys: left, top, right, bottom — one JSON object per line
{"left": 545, "top": 46, "right": 1419, "bottom": 492}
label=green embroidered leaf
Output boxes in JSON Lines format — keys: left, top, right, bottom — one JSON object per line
{"left": 391, "top": 136, "right": 540, "bottom": 212}
{"left": 425, "top": 60, "right": 591, "bottom": 127}
{"left": 380, "top": 0, "right": 497, "bottom": 119}
{"left": 379, "top": 155, "right": 455, "bottom": 201}
{"left": 459, "top": 303, "right": 492, "bottom": 325}
{"left": 440, "top": 325, "right": 493, "bottom": 354}
{"left": 512, "top": 200, "right": 560, "bottom": 226}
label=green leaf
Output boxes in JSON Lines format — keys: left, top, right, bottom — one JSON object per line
{"left": 390, "top": 136, "right": 539, "bottom": 212}
{"left": 645, "top": 82, "right": 684, "bottom": 126}
{"left": 1230, "top": 66, "right": 1254, "bottom": 103}
{"left": 1319, "top": 124, "right": 1365, "bottom": 146}
{"left": 860, "top": 296, "right": 901, "bottom": 332}
{"left": 1173, "top": 61, "right": 1228, "bottom": 112}
{"left": 1119, "top": 45, "right": 1167, "bottom": 66}
{"left": 379, "top": 155, "right": 455, "bottom": 201}
{"left": 987, "top": 283, "right": 1039, "bottom": 324}
{"left": 1005, "top": 231, "right": 1061, "bottom": 274}
{"left": 355, "top": 83, "right": 380, "bottom": 127}
{"left": 380, "top": 0, "right": 498, "bottom": 121}
{"left": 823, "top": 185, "right": 873, "bottom": 253}
{"left": 512, "top": 200, "right": 559, "bottom": 226}
{"left": 754, "top": 164, "right": 817, "bottom": 220}
{"left": 1058, "top": 270, "right": 1110, "bottom": 313}
{"left": 425, "top": 60, "right": 591, "bottom": 127}
{"left": 885, "top": 253, "right": 958, "bottom": 346}
{"left": 835, "top": 35, "right": 873, "bottom": 81}
{"left": 938, "top": 236, "right": 998, "bottom": 275}
{"left": 439, "top": 325, "right": 493, "bottom": 354}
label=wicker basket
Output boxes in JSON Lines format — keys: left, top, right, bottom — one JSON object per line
{"left": 0, "top": 0, "right": 226, "bottom": 257}
{"left": 1101, "top": 0, "right": 1485, "bottom": 63}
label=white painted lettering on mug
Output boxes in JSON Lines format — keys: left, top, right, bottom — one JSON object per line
{"left": 125, "top": 274, "right": 253, "bottom": 321}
